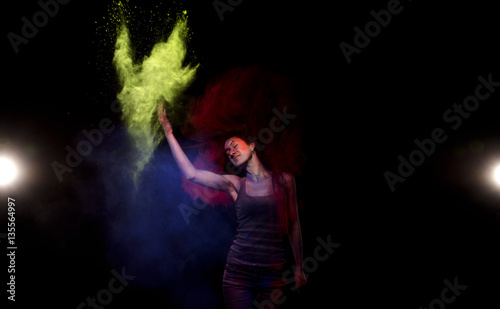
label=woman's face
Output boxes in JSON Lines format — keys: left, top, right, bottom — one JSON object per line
{"left": 224, "top": 137, "right": 254, "bottom": 167}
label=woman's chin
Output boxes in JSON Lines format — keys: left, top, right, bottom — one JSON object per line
{"left": 232, "top": 159, "right": 245, "bottom": 168}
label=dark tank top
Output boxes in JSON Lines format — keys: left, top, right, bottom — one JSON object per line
{"left": 226, "top": 176, "right": 288, "bottom": 268}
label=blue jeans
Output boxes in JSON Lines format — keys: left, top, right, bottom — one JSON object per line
{"left": 222, "top": 262, "right": 287, "bottom": 309}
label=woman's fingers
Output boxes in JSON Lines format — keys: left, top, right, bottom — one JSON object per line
{"left": 158, "top": 102, "right": 164, "bottom": 115}
{"left": 158, "top": 102, "right": 168, "bottom": 124}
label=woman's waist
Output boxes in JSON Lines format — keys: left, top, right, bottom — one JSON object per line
{"left": 226, "top": 247, "right": 286, "bottom": 270}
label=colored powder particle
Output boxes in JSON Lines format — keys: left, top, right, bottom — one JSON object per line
{"left": 113, "top": 9, "right": 198, "bottom": 187}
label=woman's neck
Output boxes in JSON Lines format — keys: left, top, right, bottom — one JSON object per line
{"left": 245, "top": 155, "right": 270, "bottom": 183}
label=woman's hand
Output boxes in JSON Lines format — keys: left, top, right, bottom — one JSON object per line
{"left": 294, "top": 265, "right": 307, "bottom": 291}
{"left": 158, "top": 102, "right": 173, "bottom": 135}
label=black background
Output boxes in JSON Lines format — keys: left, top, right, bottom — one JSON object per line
{"left": 2, "top": 0, "right": 500, "bottom": 308}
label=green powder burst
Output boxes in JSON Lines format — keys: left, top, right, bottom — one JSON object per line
{"left": 113, "top": 8, "right": 198, "bottom": 188}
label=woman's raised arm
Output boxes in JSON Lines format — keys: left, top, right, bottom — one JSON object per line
{"left": 158, "top": 102, "right": 238, "bottom": 197}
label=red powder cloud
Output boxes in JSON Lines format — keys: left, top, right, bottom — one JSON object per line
{"left": 180, "top": 66, "right": 305, "bottom": 206}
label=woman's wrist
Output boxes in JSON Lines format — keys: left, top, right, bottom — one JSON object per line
{"left": 164, "top": 129, "right": 174, "bottom": 138}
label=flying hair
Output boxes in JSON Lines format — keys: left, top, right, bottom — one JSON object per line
{"left": 180, "top": 66, "right": 305, "bottom": 206}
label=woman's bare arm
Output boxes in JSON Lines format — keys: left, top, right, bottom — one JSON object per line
{"left": 158, "top": 102, "right": 238, "bottom": 196}
{"left": 284, "top": 172, "right": 307, "bottom": 290}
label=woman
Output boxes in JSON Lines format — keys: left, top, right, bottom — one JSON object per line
{"left": 158, "top": 102, "right": 306, "bottom": 308}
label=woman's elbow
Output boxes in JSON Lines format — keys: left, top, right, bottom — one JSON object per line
{"left": 183, "top": 169, "right": 197, "bottom": 181}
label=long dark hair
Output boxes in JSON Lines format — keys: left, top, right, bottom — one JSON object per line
{"left": 180, "top": 66, "right": 305, "bottom": 206}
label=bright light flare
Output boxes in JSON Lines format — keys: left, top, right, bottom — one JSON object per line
{"left": 0, "top": 158, "right": 17, "bottom": 185}
{"left": 492, "top": 165, "right": 500, "bottom": 186}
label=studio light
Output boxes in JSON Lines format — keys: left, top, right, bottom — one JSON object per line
{"left": 0, "top": 158, "right": 17, "bottom": 185}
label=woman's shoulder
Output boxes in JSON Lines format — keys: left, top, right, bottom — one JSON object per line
{"left": 222, "top": 174, "right": 244, "bottom": 191}
{"left": 278, "top": 172, "right": 294, "bottom": 184}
